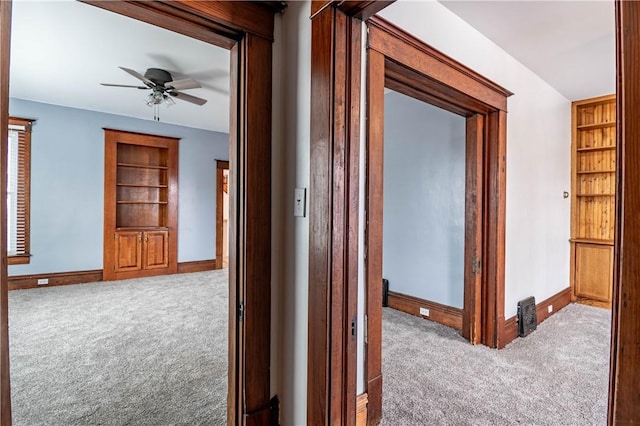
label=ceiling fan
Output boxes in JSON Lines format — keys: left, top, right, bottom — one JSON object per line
{"left": 101, "top": 67, "right": 207, "bottom": 121}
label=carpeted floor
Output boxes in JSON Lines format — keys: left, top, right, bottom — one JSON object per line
{"left": 8, "top": 272, "right": 610, "bottom": 425}
{"left": 8, "top": 270, "right": 228, "bottom": 426}
{"left": 381, "top": 303, "right": 611, "bottom": 425}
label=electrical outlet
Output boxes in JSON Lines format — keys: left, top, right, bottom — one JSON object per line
{"left": 419, "top": 307, "right": 430, "bottom": 317}
{"left": 37, "top": 278, "right": 49, "bottom": 285}
{"left": 547, "top": 305, "right": 553, "bottom": 314}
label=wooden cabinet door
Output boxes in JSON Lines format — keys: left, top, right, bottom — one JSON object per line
{"left": 575, "top": 243, "right": 613, "bottom": 303}
{"left": 115, "top": 231, "right": 142, "bottom": 272}
{"left": 143, "top": 230, "right": 169, "bottom": 270}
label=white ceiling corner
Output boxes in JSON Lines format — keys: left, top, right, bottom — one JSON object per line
{"left": 10, "top": 0, "right": 230, "bottom": 133}
{"left": 438, "top": 0, "right": 616, "bottom": 102}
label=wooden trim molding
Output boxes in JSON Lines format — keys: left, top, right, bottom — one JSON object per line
{"left": 387, "top": 291, "right": 463, "bottom": 331}
{"left": 8, "top": 270, "right": 103, "bottom": 291}
{"left": 485, "top": 110, "right": 508, "bottom": 349}
{"left": 365, "top": 46, "right": 385, "bottom": 426}
{"left": 311, "top": 1, "right": 395, "bottom": 21}
{"left": 339, "top": 2, "right": 395, "bottom": 21}
{"left": 8, "top": 261, "right": 217, "bottom": 291}
{"left": 82, "top": 1, "right": 277, "bottom": 48}
{"left": 178, "top": 260, "right": 218, "bottom": 274}
{"left": 500, "top": 287, "right": 572, "bottom": 348}
{"left": 308, "top": 4, "right": 362, "bottom": 426}
{"left": 463, "top": 114, "right": 484, "bottom": 344}
{"left": 356, "top": 393, "right": 368, "bottom": 426}
{"left": 234, "top": 32, "right": 273, "bottom": 425}
{"left": 610, "top": 1, "right": 640, "bottom": 422}
{"left": 368, "top": 17, "right": 512, "bottom": 112}
{"left": 0, "top": 2, "right": 12, "bottom": 422}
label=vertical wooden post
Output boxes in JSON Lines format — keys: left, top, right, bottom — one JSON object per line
{"left": 308, "top": 3, "right": 362, "bottom": 424}
{"left": 241, "top": 33, "right": 273, "bottom": 425}
{"left": 0, "top": 1, "right": 11, "bottom": 424}
{"left": 308, "top": 8, "right": 334, "bottom": 423}
{"left": 463, "top": 114, "right": 484, "bottom": 344}
{"left": 227, "top": 40, "right": 241, "bottom": 426}
{"left": 486, "top": 110, "right": 507, "bottom": 348}
{"left": 609, "top": 1, "right": 640, "bottom": 423}
{"left": 364, "top": 48, "right": 385, "bottom": 426}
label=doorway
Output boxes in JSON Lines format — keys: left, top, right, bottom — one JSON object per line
{"left": 365, "top": 16, "right": 511, "bottom": 424}
{"left": 0, "top": 1, "right": 278, "bottom": 424}
{"left": 216, "top": 160, "right": 230, "bottom": 270}
{"left": 381, "top": 90, "right": 467, "bottom": 331}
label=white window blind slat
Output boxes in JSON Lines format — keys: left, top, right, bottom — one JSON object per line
{"left": 7, "top": 128, "right": 19, "bottom": 255}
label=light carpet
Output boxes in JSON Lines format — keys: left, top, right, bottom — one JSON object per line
{"left": 381, "top": 303, "right": 610, "bottom": 425}
{"left": 9, "top": 270, "right": 228, "bottom": 426}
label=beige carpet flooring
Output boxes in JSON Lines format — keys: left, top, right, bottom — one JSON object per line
{"left": 381, "top": 303, "right": 610, "bottom": 425}
{"left": 7, "top": 271, "right": 610, "bottom": 425}
{"left": 8, "top": 270, "right": 228, "bottom": 426}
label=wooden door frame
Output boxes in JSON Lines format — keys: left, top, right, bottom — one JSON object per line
{"left": 0, "top": 1, "right": 281, "bottom": 425}
{"left": 216, "top": 160, "right": 230, "bottom": 270}
{"left": 609, "top": 1, "right": 640, "bottom": 422}
{"left": 307, "top": 2, "right": 378, "bottom": 425}
{"left": 364, "top": 16, "right": 511, "bottom": 425}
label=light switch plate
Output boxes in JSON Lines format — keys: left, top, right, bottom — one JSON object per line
{"left": 294, "top": 187, "right": 306, "bottom": 217}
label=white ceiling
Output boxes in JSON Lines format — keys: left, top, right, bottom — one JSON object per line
{"left": 9, "top": 0, "right": 615, "bottom": 128}
{"left": 439, "top": 0, "right": 616, "bottom": 101}
{"left": 10, "top": 0, "right": 230, "bottom": 133}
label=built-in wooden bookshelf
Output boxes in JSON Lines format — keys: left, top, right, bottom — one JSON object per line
{"left": 104, "top": 129, "right": 179, "bottom": 280}
{"left": 570, "top": 94, "right": 616, "bottom": 308}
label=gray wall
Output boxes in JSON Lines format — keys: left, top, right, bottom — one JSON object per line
{"left": 8, "top": 98, "right": 229, "bottom": 276}
{"left": 383, "top": 91, "right": 465, "bottom": 308}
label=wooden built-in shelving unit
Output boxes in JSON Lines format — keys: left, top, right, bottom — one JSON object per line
{"left": 570, "top": 94, "right": 616, "bottom": 308}
{"left": 104, "top": 129, "right": 179, "bottom": 280}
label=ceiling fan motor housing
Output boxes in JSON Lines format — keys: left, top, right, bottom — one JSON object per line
{"left": 144, "top": 68, "right": 173, "bottom": 87}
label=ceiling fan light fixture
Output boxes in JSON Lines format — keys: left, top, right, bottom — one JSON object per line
{"left": 163, "top": 94, "right": 176, "bottom": 107}
{"left": 145, "top": 90, "right": 164, "bottom": 107}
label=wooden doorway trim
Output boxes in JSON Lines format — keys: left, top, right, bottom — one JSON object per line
{"left": 609, "top": 1, "right": 640, "bottom": 422}
{"left": 0, "top": 1, "right": 11, "bottom": 423}
{"left": 307, "top": 2, "right": 369, "bottom": 425}
{"left": 364, "top": 17, "right": 511, "bottom": 425}
{"left": 0, "top": 2, "right": 280, "bottom": 425}
{"left": 216, "top": 160, "right": 230, "bottom": 270}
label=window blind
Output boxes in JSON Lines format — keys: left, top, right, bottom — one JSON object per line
{"left": 7, "top": 117, "right": 31, "bottom": 261}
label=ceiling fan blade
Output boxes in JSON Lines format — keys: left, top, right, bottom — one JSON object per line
{"left": 165, "top": 78, "right": 201, "bottom": 91}
{"left": 119, "top": 66, "right": 155, "bottom": 87}
{"left": 171, "top": 91, "right": 207, "bottom": 106}
{"left": 101, "top": 83, "right": 148, "bottom": 89}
